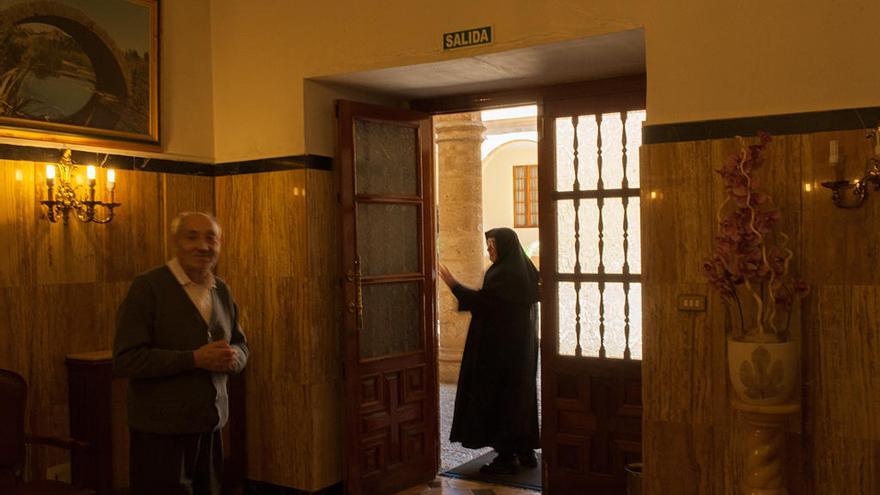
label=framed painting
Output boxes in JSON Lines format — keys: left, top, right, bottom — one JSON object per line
{"left": 0, "top": 0, "right": 159, "bottom": 149}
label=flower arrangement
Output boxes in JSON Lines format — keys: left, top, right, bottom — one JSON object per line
{"left": 702, "top": 133, "right": 807, "bottom": 342}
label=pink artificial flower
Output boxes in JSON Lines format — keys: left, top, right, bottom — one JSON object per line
{"left": 775, "top": 289, "right": 794, "bottom": 309}
{"left": 754, "top": 208, "right": 781, "bottom": 235}
{"left": 767, "top": 246, "right": 787, "bottom": 276}
{"left": 701, "top": 256, "right": 734, "bottom": 298}
{"left": 792, "top": 279, "right": 809, "bottom": 297}
{"left": 703, "top": 132, "right": 808, "bottom": 335}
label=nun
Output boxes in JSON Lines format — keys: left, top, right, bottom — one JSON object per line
{"left": 439, "top": 227, "right": 540, "bottom": 474}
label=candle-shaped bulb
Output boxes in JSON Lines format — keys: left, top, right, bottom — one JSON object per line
{"left": 45, "top": 164, "right": 56, "bottom": 185}
{"left": 829, "top": 139, "right": 839, "bottom": 164}
{"left": 106, "top": 169, "right": 116, "bottom": 191}
{"left": 86, "top": 165, "right": 96, "bottom": 186}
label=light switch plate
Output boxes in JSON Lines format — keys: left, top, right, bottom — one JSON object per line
{"left": 677, "top": 294, "right": 706, "bottom": 312}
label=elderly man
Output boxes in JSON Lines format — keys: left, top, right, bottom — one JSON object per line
{"left": 113, "top": 212, "right": 249, "bottom": 495}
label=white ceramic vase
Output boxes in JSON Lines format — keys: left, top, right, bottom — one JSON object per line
{"left": 727, "top": 337, "right": 799, "bottom": 406}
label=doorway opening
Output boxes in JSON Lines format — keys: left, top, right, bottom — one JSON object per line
{"left": 326, "top": 28, "right": 647, "bottom": 495}
{"left": 434, "top": 104, "right": 542, "bottom": 479}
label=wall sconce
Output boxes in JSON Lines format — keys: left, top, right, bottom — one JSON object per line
{"left": 41, "top": 149, "right": 120, "bottom": 224}
{"left": 821, "top": 126, "right": 880, "bottom": 209}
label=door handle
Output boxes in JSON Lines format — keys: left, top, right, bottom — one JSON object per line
{"left": 346, "top": 256, "right": 364, "bottom": 330}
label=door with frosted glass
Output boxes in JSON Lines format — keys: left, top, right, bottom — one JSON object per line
{"left": 337, "top": 100, "right": 438, "bottom": 495}
{"left": 539, "top": 91, "right": 646, "bottom": 494}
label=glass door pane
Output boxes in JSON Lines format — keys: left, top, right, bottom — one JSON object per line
{"left": 356, "top": 202, "right": 421, "bottom": 276}
{"left": 355, "top": 119, "right": 419, "bottom": 196}
{"left": 359, "top": 281, "right": 423, "bottom": 359}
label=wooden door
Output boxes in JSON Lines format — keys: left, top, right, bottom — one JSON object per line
{"left": 337, "top": 100, "right": 438, "bottom": 495}
{"left": 538, "top": 91, "right": 646, "bottom": 494}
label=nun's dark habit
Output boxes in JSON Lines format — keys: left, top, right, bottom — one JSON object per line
{"left": 449, "top": 228, "right": 540, "bottom": 455}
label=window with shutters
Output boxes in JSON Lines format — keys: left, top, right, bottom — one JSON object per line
{"left": 513, "top": 164, "right": 539, "bottom": 228}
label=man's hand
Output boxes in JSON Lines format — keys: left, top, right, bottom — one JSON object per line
{"left": 193, "top": 340, "right": 238, "bottom": 372}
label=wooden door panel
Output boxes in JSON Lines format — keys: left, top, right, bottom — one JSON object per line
{"left": 360, "top": 371, "right": 425, "bottom": 462}
{"left": 557, "top": 410, "right": 595, "bottom": 434}
{"left": 547, "top": 358, "right": 641, "bottom": 492}
{"left": 539, "top": 85, "right": 646, "bottom": 494}
{"left": 556, "top": 437, "right": 590, "bottom": 472}
{"left": 338, "top": 100, "right": 438, "bottom": 495}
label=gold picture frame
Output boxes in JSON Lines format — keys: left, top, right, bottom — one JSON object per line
{"left": 0, "top": 0, "right": 159, "bottom": 150}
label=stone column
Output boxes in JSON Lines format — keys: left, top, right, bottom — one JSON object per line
{"left": 435, "top": 112, "right": 485, "bottom": 384}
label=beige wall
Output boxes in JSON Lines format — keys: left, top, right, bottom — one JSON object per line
{"left": 482, "top": 139, "right": 539, "bottom": 254}
{"left": 208, "top": 0, "right": 644, "bottom": 161}
{"left": 302, "top": 80, "right": 406, "bottom": 157}
{"left": 206, "top": 0, "right": 880, "bottom": 161}
{"left": 160, "top": 0, "right": 215, "bottom": 161}
{"left": 8, "top": 1, "right": 880, "bottom": 161}
{"left": 644, "top": 1, "right": 880, "bottom": 124}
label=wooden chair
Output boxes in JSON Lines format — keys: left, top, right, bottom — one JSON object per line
{"left": 0, "top": 369, "right": 95, "bottom": 495}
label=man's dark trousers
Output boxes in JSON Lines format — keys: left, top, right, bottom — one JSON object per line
{"left": 129, "top": 428, "right": 223, "bottom": 495}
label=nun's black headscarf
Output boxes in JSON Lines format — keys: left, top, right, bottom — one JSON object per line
{"left": 482, "top": 228, "right": 539, "bottom": 304}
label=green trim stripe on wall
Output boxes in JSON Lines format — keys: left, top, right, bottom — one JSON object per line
{"left": 0, "top": 143, "right": 333, "bottom": 175}
{"left": 643, "top": 106, "right": 880, "bottom": 144}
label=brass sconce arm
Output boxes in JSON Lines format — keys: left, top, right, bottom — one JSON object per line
{"left": 40, "top": 192, "right": 121, "bottom": 224}
{"left": 40, "top": 149, "right": 121, "bottom": 224}
{"left": 821, "top": 125, "right": 880, "bottom": 209}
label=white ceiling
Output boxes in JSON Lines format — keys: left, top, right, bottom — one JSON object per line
{"left": 314, "top": 28, "right": 645, "bottom": 100}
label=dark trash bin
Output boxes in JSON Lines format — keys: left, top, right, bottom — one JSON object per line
{"left": 625, "top": 462, "right": 642, "bottom": 495}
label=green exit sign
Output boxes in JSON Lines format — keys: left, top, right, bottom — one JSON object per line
{"left": 443, "top": 26, "right": 493, "bottom": 50}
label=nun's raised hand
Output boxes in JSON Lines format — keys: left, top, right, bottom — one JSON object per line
{"left": 438, "top": 264, "right": 458, "bottom": 289}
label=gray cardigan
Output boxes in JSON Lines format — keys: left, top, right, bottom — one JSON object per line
{"left": 113, "top": 265, "right": 249, "bottom": 434}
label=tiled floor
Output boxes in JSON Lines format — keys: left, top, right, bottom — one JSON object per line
{"left": 392, "top": 477, "right": 540, "bottom": 495}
